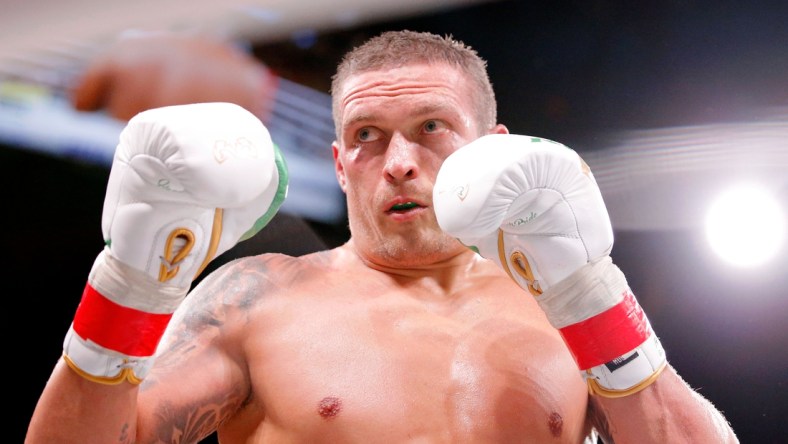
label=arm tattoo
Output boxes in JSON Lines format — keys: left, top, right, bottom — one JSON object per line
{"left": 117, "top": 422, "right": 132, "bottom": 444}
{"left": 138, "top": 256, "right": 284, "bottom": 440}
{"left": 150, "top": 258, "right": 277, "bottom": 372}
{"left": 150, "top": 392, "right": 245, "bottom": 443}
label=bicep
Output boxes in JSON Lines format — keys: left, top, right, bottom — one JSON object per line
{"left": 136, "top": 262, "right": 255, "bottom": 443}
{"left": 136, "top": 344, "right": 249, "bottom": 443}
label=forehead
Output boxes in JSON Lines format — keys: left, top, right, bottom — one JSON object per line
{"left": 337, "top": 63, "right": 475, "bottom": 126}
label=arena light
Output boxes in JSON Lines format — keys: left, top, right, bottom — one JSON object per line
{"left": 705, "top": 183, "right": 786, "bottom": 268}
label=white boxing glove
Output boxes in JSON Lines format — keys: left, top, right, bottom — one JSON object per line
{"left": 433, "top": 134, "right": 666, "bottom": 397}
{"left": 63, "top": 102, "right": 288, "bottom": 384}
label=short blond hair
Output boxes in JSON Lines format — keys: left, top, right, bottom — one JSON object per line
{"left": 331, "top": 30, "right": 497, "bottom": 137}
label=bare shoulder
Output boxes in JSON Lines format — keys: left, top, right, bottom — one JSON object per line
{"left": 161, "top": 248, "right": 351, "bottom": 346}
{"left": 192, "top": 248, "right": 338, "bottom": 298}
{"left": 134, "top": 250, "right": 339, "bottom": 442}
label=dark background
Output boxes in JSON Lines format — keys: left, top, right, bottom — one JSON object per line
{"left": 8, "top": 0, "right": 787, "bottom": 442}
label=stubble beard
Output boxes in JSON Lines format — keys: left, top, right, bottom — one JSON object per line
{"left": 347, "top": 184, "right": 465, "bottom": 267}
{"left": 351, "top": 213, "right": 461, "bottom": 268}
{"left": 378, "top": 227, "right": 459, "bottom": 267}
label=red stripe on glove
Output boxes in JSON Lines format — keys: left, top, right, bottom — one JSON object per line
{"left": 558, "top": 290, "right": 651, "bottom": 370}
{"left": 72, "top": 283, "right": 172, "bottom": 357}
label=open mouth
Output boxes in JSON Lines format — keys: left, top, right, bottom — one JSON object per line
{"left": 388, "top": 201, "right": 420, "bottom": 212}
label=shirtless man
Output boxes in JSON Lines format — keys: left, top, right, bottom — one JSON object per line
{"left": 26, "top": 30, "right": 738, "bottom": 443}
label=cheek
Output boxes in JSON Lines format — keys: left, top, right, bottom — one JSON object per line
{"left": 341, "top": 162, "right": 362, "bottom": 189}
{"left": 344, "top": 184, "right": 377, "bottom": 228}
{"left": 336, "top": 148, "right": 361, "bottom": 190}
{"left": 342, "top": 148, "right": 383, "bottom": 184}
{"left": 341, "top": 167, "right": 371, "bottom": 203}
{"left": 339, "top": 146, "right": 367, "bottom": 173}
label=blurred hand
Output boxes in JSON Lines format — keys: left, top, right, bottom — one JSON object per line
{"left": 71, "top": 33, "right": 276, "bottom": 121}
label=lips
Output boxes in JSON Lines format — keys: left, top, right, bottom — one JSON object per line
{"left": 390, "top": 201, "right": 419, "bottom": 211}
{"left": 385, "top": 197, "right": 425, "bottom": 213}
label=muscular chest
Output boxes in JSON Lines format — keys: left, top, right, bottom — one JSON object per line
{"left": 243, "top": 286, "right": 590, "bottom": 442}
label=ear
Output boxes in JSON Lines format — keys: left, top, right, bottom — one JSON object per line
{"left": 332, "top": 141, "right": 347, "bottom": 193}
{"left": 489, "top": 124, "right": 509, "bottom": 135}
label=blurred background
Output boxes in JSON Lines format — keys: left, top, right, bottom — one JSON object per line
{"left": 4, "top": 0, "right": 786, "bottom": 442}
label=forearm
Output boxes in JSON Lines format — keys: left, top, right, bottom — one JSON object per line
{"left": 26, "top": 359, "right": 140, "bottom": 444}
{"left": 590, "top": 365, "right": 738, "bottom": 444}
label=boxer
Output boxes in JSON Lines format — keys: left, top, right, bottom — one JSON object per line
{"left": 27, "top": 30, "right": 737, "bottom": 444}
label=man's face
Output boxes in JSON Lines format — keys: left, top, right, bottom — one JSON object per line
{"left": 332, "top": 62, "right": 503, "bottom": 267}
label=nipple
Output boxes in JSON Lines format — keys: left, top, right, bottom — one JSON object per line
{"left": 548, "top": 411, "right": 563, "bottom": 437}
{"left": 317, "top": 396, "right": 342, "bottom": 420}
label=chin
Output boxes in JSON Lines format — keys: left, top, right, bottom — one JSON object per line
{"left": 377, "top": 232, "right": 459, "bottom": 266}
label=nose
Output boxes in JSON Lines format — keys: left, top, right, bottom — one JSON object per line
{"left": 384, "top": 132, "right": 419, "bottom": 184}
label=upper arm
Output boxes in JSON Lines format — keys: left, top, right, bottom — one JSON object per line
{"left": 135, "top": 257, "right": 265, "bottom": 443}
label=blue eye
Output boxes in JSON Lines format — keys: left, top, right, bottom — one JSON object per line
{"left": 424, "top": 120, "right": 447, "bottom": 133}
{"left": 357, "top": 127, "right": 381, "bottom": 142}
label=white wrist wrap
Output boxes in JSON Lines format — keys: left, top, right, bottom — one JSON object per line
{"left": 89, "top": 249, "right": 189, "bottom": 313}
{"left": 537, "top": 256, "right": 628, "bottom": 328}
{"left": 63, "top": 327, "right": 156, "bottom": 385}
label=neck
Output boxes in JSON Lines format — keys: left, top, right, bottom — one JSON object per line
{"left": 341, "top": 239, "right": 483, "bottom": 293}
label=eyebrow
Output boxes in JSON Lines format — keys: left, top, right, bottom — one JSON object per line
{"left": 343, "top": 101, "right": 457, "bottom": 131}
